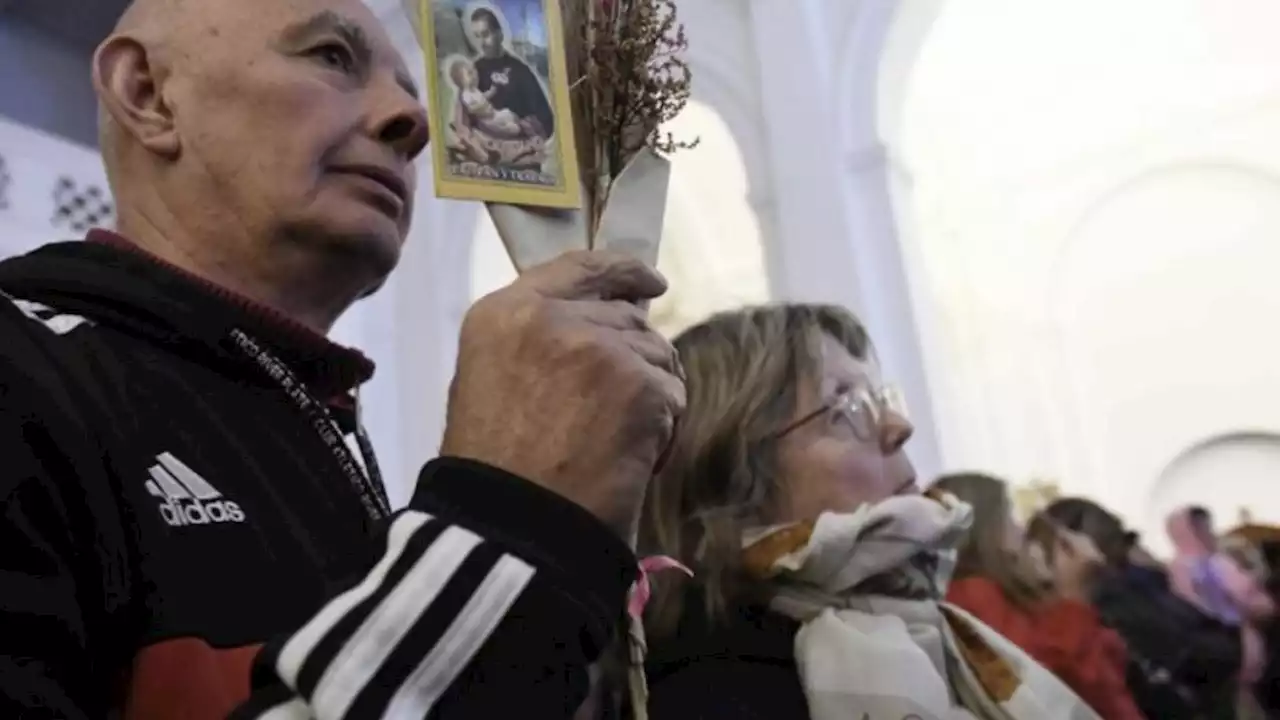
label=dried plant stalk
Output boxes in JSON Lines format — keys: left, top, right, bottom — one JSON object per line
{"left": 563, "top": 0, "right": 699, "bottom": 240}
{"left": 561, "top": 0, "right": 597, "bottom": 216}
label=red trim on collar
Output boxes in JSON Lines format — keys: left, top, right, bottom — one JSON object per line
{"left": 86, "top": 229, "right": 375, "bottom": 386}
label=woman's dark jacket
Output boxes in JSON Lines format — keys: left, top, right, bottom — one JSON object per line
{"left": 1092, "top": 565, "right": 1242, "bottom": 719}
{"left": 642, "top": 598, "right": 809, "bottom": 719}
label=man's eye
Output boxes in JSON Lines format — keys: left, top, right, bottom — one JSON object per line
{"left": 311, "top": 43, "right": 355, "bottom": 73}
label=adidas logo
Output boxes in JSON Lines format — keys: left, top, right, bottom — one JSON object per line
{"left": 3, "top": 294, "right": 91, "bottom": 336}
{"left": 145, "top": 452, "right": 246, "bottom": 527}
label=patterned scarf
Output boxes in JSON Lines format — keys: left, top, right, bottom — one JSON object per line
{"left": 742, "top": 491, "right": 1100, "bottom": 720}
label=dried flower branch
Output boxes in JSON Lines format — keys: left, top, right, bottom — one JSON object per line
{"left": 564, "top": 0, "right": 699, "bottom": 237}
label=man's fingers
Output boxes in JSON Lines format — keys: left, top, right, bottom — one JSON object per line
{"left": 521, "top": 250, "right": 667, "bottom": 302}
{"left": 567, "top": 299, "right": 650, "bottom": 331}
{"left": 639, "top": 361, "right": 688, "bottom": 419}
{"left": 621, "top": 328, "right": 682, "bottom": 378}
{"left": 560, "top": 300, "right": 688, "bottom": 390}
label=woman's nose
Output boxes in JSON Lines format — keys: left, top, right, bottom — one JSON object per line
{"left": 879, "top": 409, "right": 914, "bottom": 454}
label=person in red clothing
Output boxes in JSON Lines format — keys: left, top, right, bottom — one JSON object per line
{"left": 934, "top": 472, "right": 1147, "bottom": 720}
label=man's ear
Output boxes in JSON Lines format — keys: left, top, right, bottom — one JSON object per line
{"left": 92, "top": 35, "right": 179, "bottom": 157}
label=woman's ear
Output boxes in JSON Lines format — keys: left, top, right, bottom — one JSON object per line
{"left": 93, "top": 34, "right": 180, "bottom": 157}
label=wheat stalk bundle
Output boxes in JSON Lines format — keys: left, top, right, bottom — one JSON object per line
{"left": 561, "top": 0, "right": 697, "bottom": 241}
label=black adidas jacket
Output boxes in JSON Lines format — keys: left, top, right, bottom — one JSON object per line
{"left": 0, "top": 231, "right": 637, "bottom": 719}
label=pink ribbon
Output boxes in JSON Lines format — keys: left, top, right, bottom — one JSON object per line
{"left": 629, "top": 555, "right": 692, "bottom": 619}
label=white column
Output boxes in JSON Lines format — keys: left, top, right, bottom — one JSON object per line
{"left": 745, "top": 0, "right": 862, "bottom": 305}
{"left": 841, "top": 148, "right": 943, "bottom": 480}
{"left": 747, "top": 0, "right": 943, "bottom": 479}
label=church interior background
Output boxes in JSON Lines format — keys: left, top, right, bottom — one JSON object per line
{"left": 3, "top": 0, "right": 1279, "bottom": 554}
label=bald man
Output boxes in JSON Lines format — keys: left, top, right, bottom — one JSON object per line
{"left": 0, "top": 0, "right": 682, "bottom": 718}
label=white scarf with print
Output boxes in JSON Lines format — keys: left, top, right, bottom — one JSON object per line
{"left": 742, "top": 491, "right": 1100, "bottom": 720}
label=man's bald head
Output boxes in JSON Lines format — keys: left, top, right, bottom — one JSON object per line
{"left": 92, "top": 0, "right": 429, "bottom": 321}
{"left": 99, "top": 0, "right": 417, "bottom": 150}
{"left": 113, "top": 0, "right": 187, "bottom": 34}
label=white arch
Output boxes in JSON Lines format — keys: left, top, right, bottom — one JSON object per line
{"left": 835, "top": 0, "right": 946, "bottom": 157}
{"left": 1047, "top": 162, "right": 1280, "bottom": 515}
{"left": 1148, "top": 431, "right": 1280, "bottom": 555}
{"left": 648, "top": 101, "right": 769, "bottom": 337}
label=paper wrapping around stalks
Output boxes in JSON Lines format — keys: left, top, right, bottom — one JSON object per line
{"left": 490, "top": 149, "right": 671, "bottom": 273}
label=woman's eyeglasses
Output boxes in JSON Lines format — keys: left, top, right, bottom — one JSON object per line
{"left": 772, "top": 384, "right": 908, "bottom": 442}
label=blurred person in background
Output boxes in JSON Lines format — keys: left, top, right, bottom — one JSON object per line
{"left": 1120, "top": 531, "right": 1171, "bottom": 595}
{"left": 1225, "top": 524, "right": 1280, "bottom": 716}
{"left": 935, "top": 472, "right": 1145, "bottom": 719}
{"left": 636, "top": 304, "right": 1099, "bottom": 720}
{"left": 1236, "top": 530, "right": 1280, "bottom": 716}
{"left": 1167, "top": 507, "right": 1275, "bottom": 719}
{"left": 1220, "top": 534, "right": 1270, "bottom": 588}
{"left": 1045, "top": 499, "right": 1243, "bottom": 719}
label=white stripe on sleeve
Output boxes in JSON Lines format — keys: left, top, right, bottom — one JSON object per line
{"left": 310, "top": 525, "right": 483, "bottom": 719}
{"left": 276, "top": 513, "right": 430, "bottom": 689}
{"left": 382, "top": 554, "right": 535, "bottom": 717}
{"left": 255, "top": 698, "right": 311, "bottom": 720}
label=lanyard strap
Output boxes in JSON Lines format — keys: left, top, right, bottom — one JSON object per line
{"left": 228, "top": 328, "right": 391, "bottom": 524}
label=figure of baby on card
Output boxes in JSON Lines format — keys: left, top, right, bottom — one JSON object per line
{"left": 449, "top": 58, "right": 525, "bottom": 139}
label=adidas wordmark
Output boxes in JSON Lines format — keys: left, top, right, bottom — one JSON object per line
{"left": 145, "top": 452, "right": 246, "bottom": 527}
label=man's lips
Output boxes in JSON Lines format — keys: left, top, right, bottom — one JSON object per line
{"left": 333, "top": 165, "right": 409, "bottom": 214}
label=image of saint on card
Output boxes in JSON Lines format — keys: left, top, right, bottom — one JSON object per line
{"left": 421, "top": 0, "right": 581, "bottom": 208}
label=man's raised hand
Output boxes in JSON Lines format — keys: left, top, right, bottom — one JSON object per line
{"left": 441, "top": 250, "right": 686, "bottom": 540}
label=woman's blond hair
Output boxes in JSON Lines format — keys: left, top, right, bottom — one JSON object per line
{"left": 933, "top": 472, "right": 1051, "bottom": 610}
{"left": 640, "top": 303, "right": 870, "bottom": 639}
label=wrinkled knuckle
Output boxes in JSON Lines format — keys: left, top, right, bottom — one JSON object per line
{"left": 652, "top": 371, "right": 685, "bottom": 413}
{"left": 510, "top": 297, "right": 547, "bottom": 331}
{"left": 558, "top": 325, "right": 605, "bottom": 364}
{"left": 654, "top": 332, "right": 678, "bottom": 359}
{"left": 460, "top": 296, "right": 495, "bottom": 334}
{"left": 628, "top": 306, "right": 655, "bottom": 330}
{"left": 574, "top": 251, "right": 609, "bottom": 277}
{"left": 613, "top": 352, "right": 647, "bottom": 388}
{"left": 563, "top": 248, "right": 595, "bottom": 263}
{"left": 667, "top": 377, "right": 688, "bottom": 414}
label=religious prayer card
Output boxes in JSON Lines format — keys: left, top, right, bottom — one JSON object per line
{"left": 418, "top": 0, "right": 582, "bottom": 208}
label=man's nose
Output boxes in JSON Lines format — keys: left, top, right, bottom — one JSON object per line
{"left": 369, "top": 80, "right": 430, "bottom": 161}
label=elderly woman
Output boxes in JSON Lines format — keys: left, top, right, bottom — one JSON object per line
{"left": 638, "top": 304, "right": 1099, "bottom": 720}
